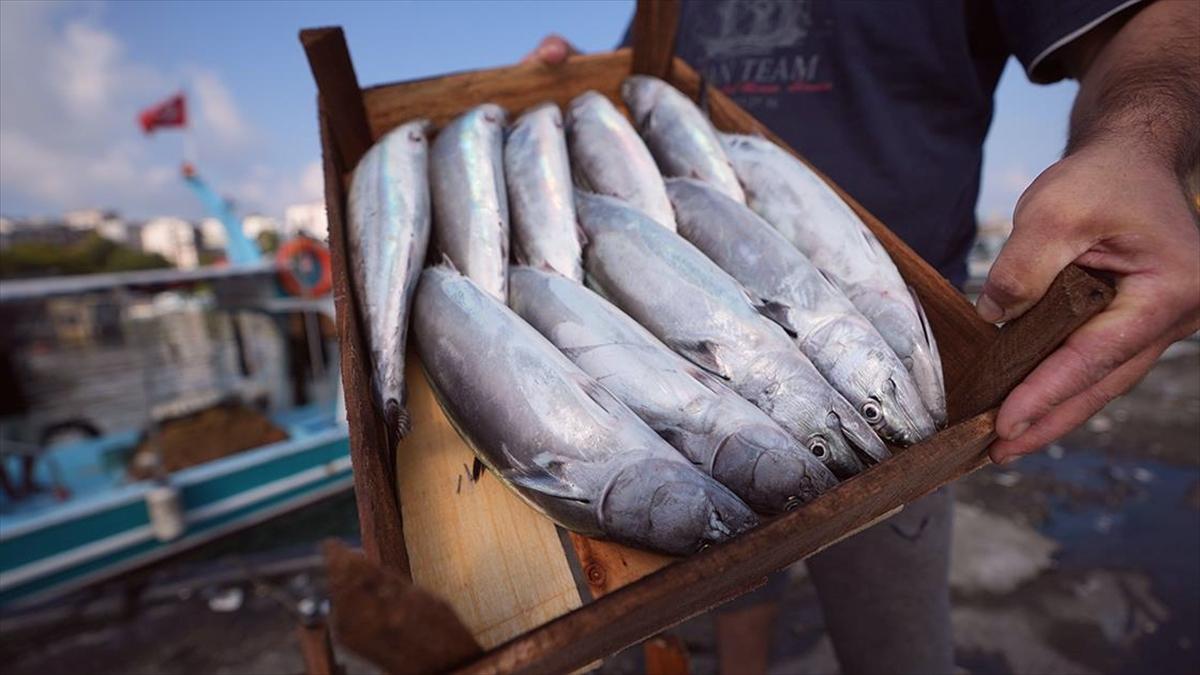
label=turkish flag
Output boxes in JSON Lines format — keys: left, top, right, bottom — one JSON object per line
{"left": 138, "top": 93, "right": 187, "bottom": 134}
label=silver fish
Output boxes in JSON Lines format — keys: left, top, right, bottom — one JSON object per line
{"left": 430, "top": 103, "right": 510, "bottom": 301}
{"left": 504, "top": 103, "right": 582, "bottom": 281}
{"left": 721, "top": 134, "right": 947, "bottom": 426}
{"left": 509, "top": 266, "right": 838, "bottom": 513}
{"left": 666, "top": 178, "right": 936, "bottom": 446}
{"left": 413, "top": 265, "right": 757, "bottom": 555}
{"left": 622, "top": 75, "right": 745, "bottom": 204}
{"left": 576, "top": 190, "right": 890, "bottom": 478}
{"left": 347, "top": 118, "right": 432, "bottom": 439}
{"left": 564, "top": 90, "right": 677, "bottom": 231}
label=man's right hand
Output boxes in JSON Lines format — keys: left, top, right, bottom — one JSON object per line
{"left": 521, "top": 35, "right": 579, "bottom": 66}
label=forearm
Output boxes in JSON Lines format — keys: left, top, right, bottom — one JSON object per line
{"left": 1065, "top": 1, "right": 1200, "bottom": 179}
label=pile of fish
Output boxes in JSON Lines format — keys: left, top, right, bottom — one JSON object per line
{"left": 347, "top": 75, "right": 946, "bottom": 555}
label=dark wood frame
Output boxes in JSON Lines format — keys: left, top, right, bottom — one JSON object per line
{"left": 300, "top": 1, "right": 1112, "bottom": 671}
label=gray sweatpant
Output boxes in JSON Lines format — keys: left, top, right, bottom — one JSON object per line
{"left": 723, "top": 487, "right": 955, "bottom": 675}
{"left": 807, "top": 487, "right": 955, "bottom": 675}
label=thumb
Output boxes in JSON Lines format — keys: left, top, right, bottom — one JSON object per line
{"left": 522, "top": 35, "right": 577, "bottom": 66}
{"left": 976, "top": 200, "right": 1089, "bottom": 324}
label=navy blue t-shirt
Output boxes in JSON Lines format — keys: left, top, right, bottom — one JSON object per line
{"left": 644, "top": 0, "right": 1140, "bottom": 285}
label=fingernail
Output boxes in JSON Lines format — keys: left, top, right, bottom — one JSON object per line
{"left": 975, "top": 294, "right": 1003, "bottom": 323}
{"left": 999, "top": 454, "right": 1020, "bottom": 465}
{"left": 1007, "top": 420, "right": 1030, "bottom": 439}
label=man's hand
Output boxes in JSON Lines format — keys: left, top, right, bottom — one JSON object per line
{"left": 980, "top": 1, "right": 1200, "bottom": 464}
{"left": 521, "top": 35, "right": 579, "bottom": 66}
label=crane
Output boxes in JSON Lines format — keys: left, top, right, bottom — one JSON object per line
{"left": 181, "top": 162, "right": 261, "bottom": 266}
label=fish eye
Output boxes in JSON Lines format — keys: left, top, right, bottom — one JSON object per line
{"left": 809, "top": 437, "right": 827, "bottom": 458}
{"left": 861, "top": 400, "right": 882, "bottom": 423}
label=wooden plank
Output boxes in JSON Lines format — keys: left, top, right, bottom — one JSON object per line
{"left": 644, "top": 634, "right": 690, "bottom": 675}
{"left": 300, "top": 28, "right": 374, "bottom": 170}
{"left": 947, "top": 266, "right": 1114, "bottom": 422}
{"left": 361, "top": 50, "right": 633, "bottom": 139}
{"left": 665, "top": 60, "right": 997, "bottom": 392}
{"left": 324, "top": 540, "right": 483, "bottom": 675}
{"left": 567, "top": 533, "right": 673, "bottom": 599}
{"left": 453, "top": 411, "right": 999, "bottom": 675}
{"left": 395, "top": 351, "right": 584, "bottom": 649}
{"left": 316, "top": 109, "right": 410, "bottom": 574}
{"left": 631, "top": 0, "right": 681, "bottom": 79}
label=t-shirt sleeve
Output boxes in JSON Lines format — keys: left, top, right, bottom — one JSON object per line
{"left": 992, "top": 0, "right": 1145, "bottom": 83}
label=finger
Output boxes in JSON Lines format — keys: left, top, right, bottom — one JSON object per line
{"left": 975, "top": 192, "right": 1090, "bottom": 323}
{"left": 522, "top": 34, "right": 576, "bottom": 66}
{"left": 994, "top": 278, "right": 1176, "bottom": 439}
{"left": 989, "top": 339, "right": 1166, "bottom": 462}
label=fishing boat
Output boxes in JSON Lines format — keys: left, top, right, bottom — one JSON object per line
{"left": 0, "top": 262, "right": 351, "bottom": 608}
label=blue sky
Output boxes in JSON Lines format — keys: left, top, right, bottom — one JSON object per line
{"left": 0, "top": 0, "right": 1076, "bottom": 224}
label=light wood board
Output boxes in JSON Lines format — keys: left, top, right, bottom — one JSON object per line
{"left": 394, "top": 351, "right": 583, "bottom": 649}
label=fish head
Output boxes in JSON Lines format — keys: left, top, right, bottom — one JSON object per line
{"left": 710, "top": 423, "right": 838, "bottom": 514}
{"left": 620, "top": 75, "right": 667, "bottom": 129}
{"left": 801, "top": 398, "right": 893, "bottom": 479}
{"left": 860, "top": 373, "right": 937, "bottom": 447}
{"left": 599, "top": 458, "right": 757, "bottom": 555}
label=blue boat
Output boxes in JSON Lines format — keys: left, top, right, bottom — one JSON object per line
{"left": 0, "top": 264, "right": 351, "bottom": 609}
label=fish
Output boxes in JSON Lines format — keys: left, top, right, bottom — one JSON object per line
{"left": 503, "top": 103, "right": 583, "bottom": 281}
{"left": 429, "top": 103, "right": 510, "bottom": 301}
{"left": 509, "top": 266, "right": 838, "bottom": 513}
{"left": 622, "top": 75, "right": 745, "bottom": 204}
{"left": 720, "top": 133, "right": 947, "bottom": 426}
{"left": 564, "top": 90, "right": 677, "bottom": 231}
{"left": 576, "top": 190, "right": 890, "bottom": 478}
{"left": 346, "top": 118, "right": 432, "bottom": 439}
{"left": 413, "top": 265, "right": 758, "bottom": 555}
{"left": 665, "top": 178, "right": 936, "bottom": 446}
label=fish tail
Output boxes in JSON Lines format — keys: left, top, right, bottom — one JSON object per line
{"left": 385, "top": 397, "right": 413, "bottom": 444}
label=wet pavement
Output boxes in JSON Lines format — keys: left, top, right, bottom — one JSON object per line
{"left": 2, "top": 345, "right": 1197, "bottom": 675}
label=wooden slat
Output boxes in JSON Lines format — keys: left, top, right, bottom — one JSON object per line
{"left": 395, "top": 351, "right": 584, "bottom": 649}
{"left": 631, "top": 0, "right": 681, "bottom": 79}
{"left": 567, "top": 533, "right": 673, "bottom": 599}
{"left": 361, "top": 50, "right": 634, "bottom": 140}
{"left": 452, "top": 411, "right": 999, "bottom": 675}
{"left": 301, "top": 28, "right": 374, "bottom": 170}
{"left": 947, "top": 266, "right": 1114, "bottom": 422}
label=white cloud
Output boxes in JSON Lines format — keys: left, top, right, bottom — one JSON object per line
{"left": 0, "top": 2, "right": 301, "bottom": 222}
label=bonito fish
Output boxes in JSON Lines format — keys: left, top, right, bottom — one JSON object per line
{"left": 576, "top": 191, "right": 889, "bottom": 478}
{"left": 413, "top": 266, "right": 757, "bottom": 555}
{"left": 430, "top": 103, "right": 509, "bottom": 301}
{"left": 666, "top": 178, "right": 935, "bottom": 446}
{"left": 504, "top": 103, "right": 583, "bottom": 281}
{"left": 347, "top": 118, "right": 432, "bottom": 438}
{"left": 721, "top": 134, "right": 947, "bottom": 425}
{"left": 622, "top": 76, "right": 745, "bottom": 204}
{"left": 565, "top": 91, "right": 677, "bottom": 231}
{"left": 509, "top": 266, "right": 837, "bottom": 513}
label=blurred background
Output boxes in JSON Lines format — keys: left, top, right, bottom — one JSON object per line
{"left": 0, "top": 2, "right": 1196, "bottom": 674}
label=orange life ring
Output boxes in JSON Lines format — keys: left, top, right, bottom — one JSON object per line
{"left": 276, "top": 238, "right": 332, "bottom": 297}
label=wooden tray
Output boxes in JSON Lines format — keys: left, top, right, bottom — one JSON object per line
{"left": 301, "top": 2, "right": 1111, "bottom": 671}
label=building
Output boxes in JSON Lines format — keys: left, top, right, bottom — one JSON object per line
{"left": 141, "top": 217, "right": 200, "bottom": 269}
{"left": 284, "top": 201, "right": 327, "bottom": 241}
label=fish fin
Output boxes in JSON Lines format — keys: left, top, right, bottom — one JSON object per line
{"left": 502, "top": 469, "right": 592, "bottom": 504}
{"left": 753, "top": 298, "right": 797, "bottom": 336}
{"left": 685, "top": 362, "right": 733, "bottom": 396}
{"left": 816, "top": 267, "right": 847, "bottom": 296}
{"left": 854, "top": 225, "right": 887, "bottom": 264}
{"left": 575, "top": 373, "right": 627, "bottom": 417}
{"left": 908, "top": 286, "right": 945, "bottom": 383}
{"left": 677, "top": 339, "right": 732, "bottom": 380}
{"left": 438, "top": 252, "right": 460, "bottom": 274}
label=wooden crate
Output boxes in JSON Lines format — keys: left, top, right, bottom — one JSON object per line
{"left": 301, "top": 2, "right": 1111, "bottom": 672}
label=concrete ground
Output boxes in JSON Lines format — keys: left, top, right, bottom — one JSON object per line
{"left": 2, "top": 344, "right": 1197, "bottom": 675}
